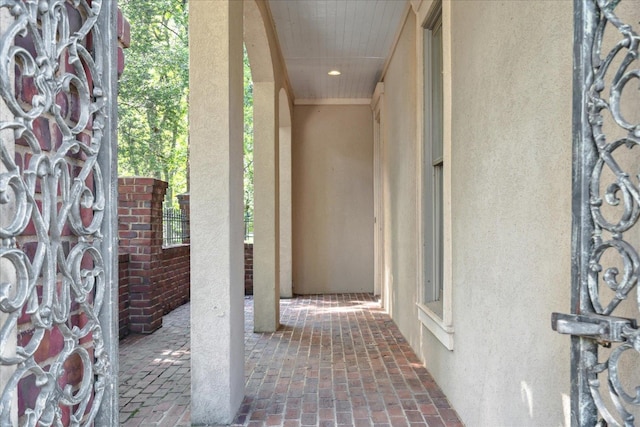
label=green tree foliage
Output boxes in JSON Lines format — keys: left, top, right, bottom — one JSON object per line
{"left": 118, "top": 0, "right": 189, "bottom": 203}
{"left": 244, "top": 45, "right": 254, "bottom": 236}
{"left": 118, "top": 2, "right": 254, "bottom": 225}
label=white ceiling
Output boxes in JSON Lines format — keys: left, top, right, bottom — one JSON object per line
{"left": 268, "top": 0, "right": 408, "bottom": 101}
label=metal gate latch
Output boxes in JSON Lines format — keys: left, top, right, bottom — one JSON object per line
{"left": 552, "top": 312, "right": 637, "bottom": 344}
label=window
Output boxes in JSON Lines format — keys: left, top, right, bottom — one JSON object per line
{"left": 424, "top": 14, "right": 443, "bottom": 310}
{"left": 416, "top": 0, "right": 453, "bottom": 350}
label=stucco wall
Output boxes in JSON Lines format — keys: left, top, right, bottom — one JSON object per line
{"left": 381, "top": 2, "right": 573, "bottom": 425}
{"left": 292, "top": 105, "right": 374, "bottom": 294}
{"left": 380, "top": 12, "right": 419, "bottom": 337}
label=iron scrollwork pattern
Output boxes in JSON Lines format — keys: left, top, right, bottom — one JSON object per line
{"left": 586, "top": 0, "right": 640, "bottom": 425}
{"left": 0, "top": 0, "right": 110, "bottom": 425}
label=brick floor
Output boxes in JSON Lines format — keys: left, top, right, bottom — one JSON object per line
{"left": 119, "top": 294, "right": 463, "bottom": 426}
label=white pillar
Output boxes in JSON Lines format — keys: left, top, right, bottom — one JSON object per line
{"left": 279, "top": 124, "right": 293, "bottom": 298}
{"left": 253, "top": 82, "right": 280, "bottom": 332}
{"left": 189, "top": 1, "right": 244, "bottom": 424}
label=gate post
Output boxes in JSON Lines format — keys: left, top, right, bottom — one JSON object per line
{"left": 96, "top": 1, "right": 120, "bottom": 423}
{"left": 569, "top": 1, "right": 599, "bottom": 424}
{"left": 189, "top": 0, "right": 245, "bottom": 424}
{"left": 118, "top": 177, "right": 168, "bottom": 334}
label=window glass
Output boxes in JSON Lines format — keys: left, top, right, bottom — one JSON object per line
{"left": 423, "top": 13, "right": 444, "bottom": 309}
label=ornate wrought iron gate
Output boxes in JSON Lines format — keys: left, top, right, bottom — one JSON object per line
{"left": 552, "top": 0, "right": 640, "bottom": 425}
{"left": 0, "top": 0, "right": 118, "bottom": 425}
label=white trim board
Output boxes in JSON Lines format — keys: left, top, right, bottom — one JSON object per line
{"left": 294, "top": 98, "right": 372, "bottom": 106}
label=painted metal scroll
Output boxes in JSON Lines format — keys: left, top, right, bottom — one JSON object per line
{"left": 552, "top": 0, "right": 640, "bottom": 425}
{"left": 0, "top": 0, "right": 118, "bottom": 425}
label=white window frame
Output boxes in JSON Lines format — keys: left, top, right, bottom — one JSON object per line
{"left": 414, "top": 0, "right": 454, "bottom": 350}
{"left": 371, "top": 83, "right": 386, "bottom": 309}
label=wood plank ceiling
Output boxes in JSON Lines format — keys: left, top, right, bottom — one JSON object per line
{"left": 267, "top": 0, "right": 408, "bottom": 102}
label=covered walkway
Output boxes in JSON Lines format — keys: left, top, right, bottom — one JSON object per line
{"left": 119, "top": 295, "right": 462, "bottom": 426}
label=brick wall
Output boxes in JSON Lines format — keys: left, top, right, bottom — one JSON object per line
{"left": 245, "top": 243, "right": 254, "bottom": 295}
{"left": 159, "top": 245, "right": 191, "bottom": 313}
{"left": 117, "top": 180, "right": 191, "bottom": 336}
{"left": 118, "top": 177, "right": 167, "bottom": 333}
{"left": 117, "top": 6, "right": 131, "bottom": 76}
{"left": 119, "top": 253, "right": 131, "bottom": 339}
{"left": 118, "top": 244, "right": 190, "bottom": 337}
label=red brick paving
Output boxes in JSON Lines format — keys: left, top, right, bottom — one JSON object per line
{"left": 119, "top": 294, "right": 463, "bottom": 426}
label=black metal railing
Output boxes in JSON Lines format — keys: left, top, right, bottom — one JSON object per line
{"left": 163, "top": 206, "right": 189, "bottom": 246}
{"left": 244, "top": 213, "right": 253, "bottom": 242}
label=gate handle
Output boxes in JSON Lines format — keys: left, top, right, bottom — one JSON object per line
{"left": 551, "top": 312, "right": 637, "bottom": 343}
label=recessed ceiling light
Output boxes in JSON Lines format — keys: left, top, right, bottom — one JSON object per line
{"left": 328, "top": 70, "right": 341, "bottom": 76}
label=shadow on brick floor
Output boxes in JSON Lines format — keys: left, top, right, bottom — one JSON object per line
{"left": 119, "top": 294, "right": 463, "bottom": 427}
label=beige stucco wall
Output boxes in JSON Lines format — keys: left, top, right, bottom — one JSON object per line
{"left": 381, "top": 2, "right": 574, "bottom": 425}
{"left": 380, "top": 12, "right": 419, "bottom": 335}
{"left": 292, "top": 105, "right": 374, "bottom": 294}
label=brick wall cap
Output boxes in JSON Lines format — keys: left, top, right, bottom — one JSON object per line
{"left": 118, "top": 176, "right": 167, "bottom": 186}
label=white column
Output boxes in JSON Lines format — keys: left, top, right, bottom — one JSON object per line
{"left": 189, "top": 1, "right": 244, "bottom": 424}
{"left": 279, "top": 124, "right": 293, "bottom": 298}
{"left": 253, "top": 82, "right": 280, "bottom": 332}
